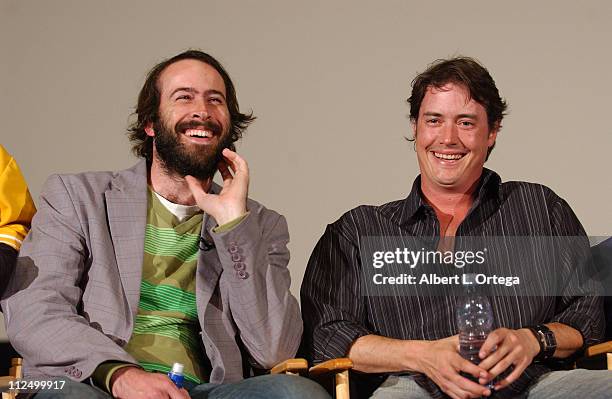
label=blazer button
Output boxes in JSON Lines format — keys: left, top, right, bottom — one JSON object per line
{"left": 231, "top": 253, "right": 242, "bottom": 262}
{"left": 228, "top": 245, "right": 239, "bottom": 254}
{"left": 234, "top": 262, "right": 246, "bottom": 271}
{"left": 236, "top": 270, "right": 249, "bottom": 279}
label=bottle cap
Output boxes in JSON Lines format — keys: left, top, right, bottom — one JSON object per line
{"left": 171, "top": 362, "right": 184, "bottom": 375}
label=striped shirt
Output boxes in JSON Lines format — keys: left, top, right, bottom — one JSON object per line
{"left": 301, "top": 168, "right": 604, "bottom": 398}
{"left": 124, "top": 189, "right": 207, "bottom": 384}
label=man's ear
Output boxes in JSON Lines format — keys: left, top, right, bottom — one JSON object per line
{"left": 144, "top": 122, "right": 155, "bottom": 137}
{"left": 410, "top": 118, "right": 417, "bottom": 140}
{"left": 487, "top": 121, "right": 500, "bottom": 147}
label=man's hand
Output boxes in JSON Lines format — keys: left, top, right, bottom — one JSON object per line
{"left": 477, "top": 328, "right": 540, "bottom": 390}
{"left": 110, "top": 367, "right": 190, "bottom": 399}
{"left": 186, "top": 148, "right": 249, "bottom": 226}
{"left": 416, "top": 335, "right": 492, "bottom": 399}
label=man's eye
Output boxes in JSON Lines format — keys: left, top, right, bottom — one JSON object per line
{"left": 426, "top": 118, "right": 440, "bottom": 124}
{"left": 176, "top": 95, "right": 191, "bottom": 101}
{"left": 209, "top": 97, "right": 223, "bottom": 104}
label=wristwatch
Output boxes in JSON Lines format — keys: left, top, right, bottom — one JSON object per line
{"left": 527, "top": 324, "right": 557, "bottom": 361}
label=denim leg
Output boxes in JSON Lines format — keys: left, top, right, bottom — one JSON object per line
{"left": 189, "top": 374, "right": 330, "bottom": 399}
{"left": 370, "top": 375, "right": 432, "bottom": 399}
{"left": 526, "top": 369, "right": 612, "bottom": 399}
{"left": 31, "top": 378, "right": 111, "bottom": 399}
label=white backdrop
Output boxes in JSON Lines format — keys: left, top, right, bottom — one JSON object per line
{"left": 1, "top": 0, "right": 611, "bottom": 340}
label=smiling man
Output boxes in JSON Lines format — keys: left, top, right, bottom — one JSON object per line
{"left": 301, "top": 57, "right": 610, "bottom": 398}
{"left": 2, "top": 50, "right": 328, "bottom": 399}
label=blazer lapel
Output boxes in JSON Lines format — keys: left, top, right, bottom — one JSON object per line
{"left": 195, "top": 184, "right": 229, "bottom": 380}
{"left": 196, "top": 208, "right": 224, "bottom": 313}
{"left": 105, "top": 161, "right": 148, "bottom": 326}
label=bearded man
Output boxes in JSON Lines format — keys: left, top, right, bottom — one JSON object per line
{"left": 1, "top": 50, "right": 328, "bottom": 399}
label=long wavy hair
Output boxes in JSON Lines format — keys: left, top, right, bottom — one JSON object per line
{"left": 127, "top": 50, "right": 256, "bottom": 160}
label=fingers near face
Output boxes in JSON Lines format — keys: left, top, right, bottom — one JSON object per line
{"left": 217, "top": 160, "right": 233, "bottom": 180}
{"left": 185, "top": 175, "right": 207, "bottom": 199}
{"left": 222, "top": 148, "right": 249, "bottom": 174}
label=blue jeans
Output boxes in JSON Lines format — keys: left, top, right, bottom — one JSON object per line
{"left": 370, "top": 369, "right": 612, "bottom": 398}
{"left": 31, "top": 374, "right": 330, "bottom": 399}
{"left": 187, "top": 374, "right": 330, "bottom": 398}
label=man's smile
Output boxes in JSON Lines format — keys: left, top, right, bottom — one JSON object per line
{"left": 430, "top": 150, "right": 468, "bottom": 165}
{"left": 183, "top": 128, "right": 215, "bottom": 144}
{"left": 177, "top": 120, "right": 222, "bottom": 145}
{"left": 185, "top": 128, "right": 213, "bottom": 138}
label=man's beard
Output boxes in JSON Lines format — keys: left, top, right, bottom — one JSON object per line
{"left": 153, "top": 118, "right": 233, "bottom": 181}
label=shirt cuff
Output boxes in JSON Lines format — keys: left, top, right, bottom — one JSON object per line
{"left": 212, "top": 212, "right": 249, "bottom": 233}
{"left": 92, "top": 361, "right": 141, "bottom": 393}
{"left": 0, "top": 227, "right": 25, "bottom": 251}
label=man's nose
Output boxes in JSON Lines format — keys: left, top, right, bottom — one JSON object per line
{"left": 439, "top": 123, "right": 459, "bottom": 145}
{"left": 191, "top": 102, "right": 211, "bottom": 119}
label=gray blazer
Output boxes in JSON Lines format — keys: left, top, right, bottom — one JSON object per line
{"left": 1, "top": 161, "right": 302, "bottom": 383}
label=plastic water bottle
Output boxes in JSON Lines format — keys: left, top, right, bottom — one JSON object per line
{"left": 456, "top": 274, "right": 493, "bottom": 366}
{"left": 168, "top": 362, "right": 185, "bottom": 389}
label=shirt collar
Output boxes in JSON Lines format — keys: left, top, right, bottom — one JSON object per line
{"left": 398, "top": 167, "right": 502, "bottom": 226}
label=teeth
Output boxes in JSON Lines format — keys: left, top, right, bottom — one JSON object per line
{"left": 434, "top": 152, "right": 464, "bottom": 160}
{"left": 185, "top": 129, "right": 212, "bottom": 138}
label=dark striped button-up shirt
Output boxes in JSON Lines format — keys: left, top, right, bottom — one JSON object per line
{"left": 301, "top": 168, "right": 604, "bottom": 398}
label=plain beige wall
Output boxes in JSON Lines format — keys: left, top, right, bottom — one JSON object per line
{"left": 1, "top": 0, "right": 611, "bottom": 341}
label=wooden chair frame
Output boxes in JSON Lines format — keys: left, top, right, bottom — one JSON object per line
{"left": 271, "top": 357, "right": 353, "bottom": 399}
{"left": 0, "top": 358, "right": 22, "bottom": 399}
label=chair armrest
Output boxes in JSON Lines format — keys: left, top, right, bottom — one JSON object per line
{"left": 0, "top": 375, "right": 16, "bottom": 386}
{"left": 309, "top": 359, "right": 354, "bottom": 399}
{"left": 270, "top": 358, "right": 308, "bottom": 375}
{"left": 308, "top": 358, "right": 353, "bottom": 377}
{"left": 585, "top": 341, "right": 612, "bottom": 357}
{"left": 575, "top": 341, "right": 612, "bottom": 370}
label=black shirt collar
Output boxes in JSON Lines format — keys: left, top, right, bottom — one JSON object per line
{"left": 399, "top": 167, "right": 502, "bottom": 226}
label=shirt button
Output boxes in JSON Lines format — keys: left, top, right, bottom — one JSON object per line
{"left": 234, "top": 262, "right": 246, "bottom": 271}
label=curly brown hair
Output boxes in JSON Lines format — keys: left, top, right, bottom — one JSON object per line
{"left": 127, "top": 50, "right": 256, "bottom": 160}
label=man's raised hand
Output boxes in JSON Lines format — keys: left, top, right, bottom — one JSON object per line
{"left": 186, "top": 148, "right": 249, "bottom": 226}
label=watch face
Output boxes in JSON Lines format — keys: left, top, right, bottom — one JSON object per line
{"left": 545, "top": 330, "right": 556, "bottom": 348}
{"left": 532, "top": 325, "right": 556, "bottom": 360}
{"left": 537, "top": 330, "right": 548, "bottom": 348}
{"left": 539, "top": 326, "right": 556, "bottom": 355}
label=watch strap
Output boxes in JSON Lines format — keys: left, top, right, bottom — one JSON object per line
{"left": 527, "top": 324, "right": 556, "bottom": 361}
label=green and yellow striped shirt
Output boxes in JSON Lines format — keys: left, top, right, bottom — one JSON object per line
{"left": 124, "top": 189, "right": 206, "bottom": 384}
